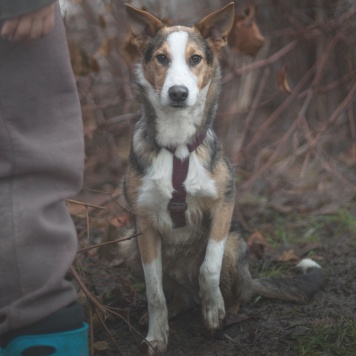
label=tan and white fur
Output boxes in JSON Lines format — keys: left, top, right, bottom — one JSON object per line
{"left": 121, "top": 3, "right": 323, "bottom": 354}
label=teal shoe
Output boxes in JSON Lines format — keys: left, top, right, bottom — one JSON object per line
{"left": 0, "top": 323, "right": 89, "bottom": 356}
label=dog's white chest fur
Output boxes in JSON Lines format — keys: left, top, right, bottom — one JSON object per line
{"left": 137, "top": 148, "right": 217, "bottom": 229}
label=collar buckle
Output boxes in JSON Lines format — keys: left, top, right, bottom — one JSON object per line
{"left": 167, "top": 201, "right": 187, "bottom": 214}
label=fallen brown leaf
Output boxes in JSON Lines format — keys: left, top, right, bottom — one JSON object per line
{"left": 228, "top": 5, "right": 265, "bottom": 56}
{"left": 277, "top": 249, "right": 299, "bottom": 263}
{"left": 277, "top": 66, "right": 292, "bottom": 94}
{"left": 247, "top": 231, "right": 267, "bottom": 259}
{"left": 93, "top": 340, "right": 109, "bottom": 352}
{"left": 110, "top": 213, "right": 132, "bottom": 228}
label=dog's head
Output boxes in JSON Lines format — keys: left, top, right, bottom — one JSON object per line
{"left": 125, "top": 3, "right": 234, "bottom": 110}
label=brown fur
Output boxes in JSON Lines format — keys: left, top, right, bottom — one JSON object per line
{"left": 143, "top": 40, "right": 169, "bottom": 90}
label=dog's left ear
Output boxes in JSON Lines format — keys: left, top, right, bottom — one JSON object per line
{"left": 194, "top": 2, "right": 235, "bottom": 51}
{"left": 125, "top": 4, "right": 165, "bottom": 51}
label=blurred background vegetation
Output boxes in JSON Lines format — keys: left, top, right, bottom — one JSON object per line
{"left": 62, "top": 0, "right": 355, "bottom": 224}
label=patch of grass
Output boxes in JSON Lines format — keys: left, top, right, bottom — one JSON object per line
{"left": 131, "top": 280, "right": 146, "bottom": 293}
{"left": 313, "top": 209, "right": 356, "bottom": 236}
{"left": 258, "top": 262, "right": 290, "bottom": 278}
{"left": 262, "top": 212, "right": 321, "bottom": 248}
{"left": 290, "top": 317, "right": 356, "bottom": 356}
{"left": 263, "top": 208, "right": 356, "bottom": 248}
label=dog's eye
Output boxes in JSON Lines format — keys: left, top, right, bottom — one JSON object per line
{"left": 190, "top": 55, "right": 202, "bottom": 65}
{"left": 157, "top": 54, "right": 168, "bottom": 64}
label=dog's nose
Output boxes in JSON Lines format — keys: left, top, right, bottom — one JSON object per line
{"left": 168, "top": 85, "right": 189, "bottom": 103}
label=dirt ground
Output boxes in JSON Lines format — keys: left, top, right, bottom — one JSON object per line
{"left": 158, "top": 232, "right": 356, "bottom": 356}
{"left": 72, "top": 198, "right": 356, "bottom": 356}
{"left": 71, "top": 141, "right": 356, "bottom": 356}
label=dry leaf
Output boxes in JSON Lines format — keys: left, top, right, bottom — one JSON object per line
{"left": 277, "top": 66, "right": 292, "bottom": 94}
{"left": 228, "top": 5, "right": 265, "bottom": 56}
{"left": 110, "top": 213, "right": 132, "bottom": 228}
{"left": 122, "top": 33, "right": 140, "bottom": 65}
{"left": 277, "top": 249, "right": 299, "bottom": 263}
{"left": 66, "top": 200, "right": 87, "bottom": 218}
{"left": 93, "top": 340, "right": 109, "bottom": 352}
{"left": 98, "top": 39, "right": 111, "bottom": 56}
{"left": 247, "top": 231, "right": 267, "bottom": 259}
{"left": 68, "top": 41, "right": 93, "bottom": 77}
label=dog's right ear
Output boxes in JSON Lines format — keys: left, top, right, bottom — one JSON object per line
{"left": 125, "top": 4, "right": 164, "bottom": 52}
{"left": 194, "top": 2, "right": 235, "bottom": 52}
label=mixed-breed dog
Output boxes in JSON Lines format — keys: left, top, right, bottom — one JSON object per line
{"left": 119, "top": 2, "right": 324, "bottom": 354}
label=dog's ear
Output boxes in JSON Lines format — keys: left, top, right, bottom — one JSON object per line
{"left": 194, "top": 2, "right": 235, "bottom": 52}
{"left": 125, "top": 4, "right": 165, "bottom": 51}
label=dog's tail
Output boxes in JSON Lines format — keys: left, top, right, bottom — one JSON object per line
{"left": 252, "top": 259, "right": 324, "bottom": 303}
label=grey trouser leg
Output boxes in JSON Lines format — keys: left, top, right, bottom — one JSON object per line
{"left": 0, "top": 5, "right": 84, "bottom": 335}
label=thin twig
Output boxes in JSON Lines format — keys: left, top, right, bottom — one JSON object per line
{"left": 66, "top": 199, "right": 106, "bottom": 210}
{"left": 85, "top": 206, "right": 90, "bottom": 246}
{"left": 223, "top": 40, "right": 298, "bottom": 83}
{"left": 89, "top": 306, "right": 94, "bottom": 356}
{"left": 241, "top": 119, "right": 299, "bottom": 190}
{"left": 296, "top": 81, "right": 356, "bottom": 157}
{"left": 244, "top": 64, "right": 315, "bottom": 154}
{"left": 95, "top": 311, "right": 124, "bottom": 355}
{"left": 77, "top": 233, "right": 141, "bottom": 254}
{"left": 105, "top": 307, "right": 156, "bottom": 355}
{"left": 313, "top": 82, "right": 356, "bottom": 143}
{"left": 100, "top": 111, "right": 140, "bottom": 127}
{"left": 236, "top": 68, "right": 270, "bottom": 153}
{"left": 223, "top": 306, "right": 269, "bottom": 329}
{"left": 83, "top": 187, "right": 114, "bottom": 195}
{"left": 69, "top": 266, "right": 108, "bottom": 317}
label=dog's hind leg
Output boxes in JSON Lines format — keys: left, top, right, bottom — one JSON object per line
{"left": 220, "top": 231, "right": 253, "bottom": 315}
{"left": 137, "top": 219, "right": 168, "bottom": 355}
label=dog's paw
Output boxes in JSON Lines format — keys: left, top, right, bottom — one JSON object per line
{"left": 201, "top": 291, "right": 225, "bottom": 331}
{"left": 140, "top": 338, "right": 168, "bottom": 355}
{"left": 142, "top": 314, "right": 169, "bottom": 355}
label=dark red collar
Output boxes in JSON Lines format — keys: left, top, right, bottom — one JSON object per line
{"left": 164, "top": 130, "right": 207, "bottom": 228}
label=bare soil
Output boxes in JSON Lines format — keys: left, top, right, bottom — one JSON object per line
{"left": 75, "top": 207, "right": 356, "bottom": 356}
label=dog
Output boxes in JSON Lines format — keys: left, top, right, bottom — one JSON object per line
{"left": 121, "top": 3, "right": 324, "bottom": 354}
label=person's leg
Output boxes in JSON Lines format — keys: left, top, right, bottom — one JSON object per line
{"left": 0, "top": 3, "right": 84, "bottom": 341}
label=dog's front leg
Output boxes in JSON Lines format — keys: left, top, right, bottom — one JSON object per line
{"left": 199, "top": 200, "right": 233, "bottom": 331}
{"left": 137, "top": 218, "right": 168, "bottom": 355}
